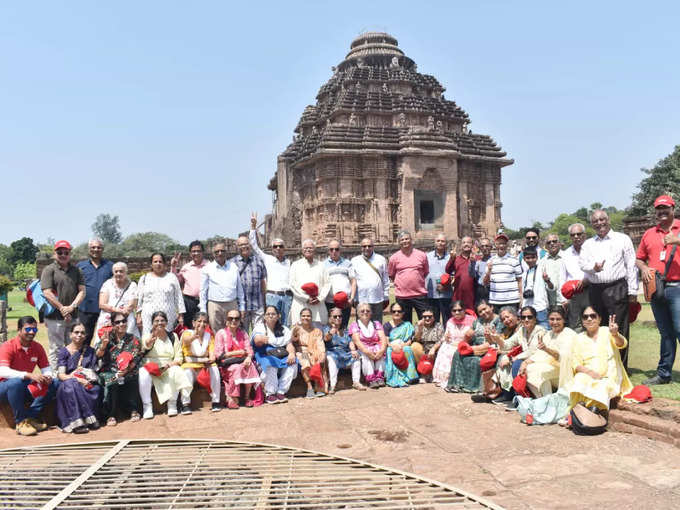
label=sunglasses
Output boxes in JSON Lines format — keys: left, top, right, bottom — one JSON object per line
{"left": 273, "top": 244, "right": 284, "bottom": 248}
{"left": 113, "top": 319, "right": 127, "bottom": 325}
{"left": 56, "top": 250, "right": 70, "bottom": 255}
{"left": 24, "top": 327, "right": 38, "bottom": 333}
{"left": 329, "top": 248, "right": 340, "bottom": 252}
{"left": 330, "top": 314, "right": 342, "bottom": 318}
{"left": 525, "top": 236, "right": 538, "bottom": 240}
{"left": 520, "top": 315, "right": 535, "bottom": 320}
{"left": 227, "top": 317, "right": 241, "bottom": 322}
{"left": 582, "top": 313, "right": 598, "bottom": 320}
{"left": 391, "top": 310, "right": 404, "bottom": 314}
{"left": 452, "top": 309, "right": 464, "bottom": 313}
{"left": 546, "top": 240, "right": 559, "bottom": 244}
{"left": 422, "top": 315, "right": 434, "bottom": 319}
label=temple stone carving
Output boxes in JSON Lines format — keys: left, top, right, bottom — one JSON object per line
{"left": 266, "top": 32, "right": 513, "bottom": 247}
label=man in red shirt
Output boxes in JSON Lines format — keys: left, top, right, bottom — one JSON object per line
{"left": 636, "top": 195, "right": 680, "bottom": 385}
{"left": 0, "top": 316, "right": 56, "bottom": 435}
{"left": 388, "top": 231, "right": 429, "bottom": 324}
{"left": 445, "top": 236, "right": 475, "bottom": 311}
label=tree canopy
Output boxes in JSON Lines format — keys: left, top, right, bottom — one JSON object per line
{"left": 629, "top": 145, "right": 680, "bottom": 216}
{"left": 92, "top": 213, "right": 123, "bottom": 244}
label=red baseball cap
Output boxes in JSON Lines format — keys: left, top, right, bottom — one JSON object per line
{"left": 54, "top": 240, "right": 72, "bottom": 251}
{"left": 301, "top": 282, "right": 319, "bottom": 297}
{"left": 623, "top": 384, "right": 652, "bottom": 403}
{"left": 629, "top": 301, "right": 642, "bottom": 323}
{"left": 561, "top": 280, "right": 582, "bottom": 300}
{"left": 27, "top": 382, "right": 48, "bottom": 399}
{"left": 654, "top": 195, "right": 675, "bottom": 208}
{"left": 333, "top": 291, "right": 349, "bottom": 309}
{"left": 494, "top": 233, "right": 509, "bottom": 242}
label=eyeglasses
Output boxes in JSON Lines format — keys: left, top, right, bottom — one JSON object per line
{"left": 227, "top": 317, "right": 241, "bottom": 322}
{"left": 329, "top": 248, "right": 340, "bottom": 252}
{"left": 113, "top": 319, "right": 126, "bottom": 325}
{"left": 422, "top": 315, "right": 434, "bottom": 319}
{"left": 273, "top": 244, "right": 284, "bottom": 248}
{"left": 570, "top": 232, "right": 584, "bottom": 237}
{"left": 391, "top": 310, "right": 403, "bottom": 314}
{"left": 330, "top": 314, "right": 342, "bottom": 318}
{"left": 214, "top": 249, "right": 226, "bottom": 253}
{"left": 359, "top": 310, "right": 371, "bottom": 314}
{"left": 525, "top": 236, "right": 538, "bottom": 240}
{"left": 24, "top": 327, "right": 38, "bottom": 333}
{"left": 56, "top": 250, "right": 70, "bottom": 255}
{"left": 520, "top": 315, "right": 535, "bottom": 320}
{"left": 546, "top": 240, "right": 559, "bottom": 244}
{"left": 582, "top": 313, "right": 598, "bottom": 320}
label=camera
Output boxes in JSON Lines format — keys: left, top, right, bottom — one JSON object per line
{"left": 523, "top": 289, "right": 534, "bottom": 299}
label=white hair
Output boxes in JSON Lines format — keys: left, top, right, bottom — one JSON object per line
{"left": 302, "top": 239, "right": 316, "bottom": 248}
{"left": 112, "top": 261, "right": 128, "bottom": 272}
{"left": 271, "top": 237, "right": 284, "bottom": 247}
{"left": 568, "top": 222, "right": 586, "bottom": 233}
{"left": 88, "top": 237, "right": 104, "bottom": 247}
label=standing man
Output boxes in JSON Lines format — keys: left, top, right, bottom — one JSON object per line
{"left": 231, "top": 236, "right": 267, "bottom": 332}
{"left": 473, "top": 238, "right": 493, "bottom": 305}
{"left": 200, "top": 240, "right": 245, "bottom": 334}
{"left": 324, "top": 240, "right": 356, "bottom": 329}
{"left": 519, "top": 228, "right": 547, "bottom": 270}
{"left": 542, "top": 233, "right": 565, "bottom": 308}
{"left": 560, "top": 223, "right": 590, "bottom": 331}
{"left": 0, "top": 316, "right": 56, "bottom": 436}
{"left": 289, "top": 239, "right": 331, "bottom": 327}
{"left": 171, "top": 241, "right": 208, "bottom": 328}
{"left": 579, "top": 209, "right": 638, "bottom": 368}
{"left": 77, "top": 238, "right": 113, "bottom": 345}
{"left": 425, "top": 234, "right": 452, "bottom": 324}
{"left": 249, "top": 214, "right": 292, "bottom": 326}
{"left": 636, "top": 195, "right": 680, "bottom": 385}
{"left": 521, "top": 246, "right": 559, "bottom": 329}
{"left": 445, "top": 236, "right": 475, "bottom": 314}
{"left": 351, "top": 238, "right": 390, "bottom": 323}
{"left": 388, "top": 231, "right": 429, "bottom": 323}
{"left": 40, "top": 240, "right": 86, "bottom": 371}
{"left": 484, "top": 233, "right": 523, "bottom": 313}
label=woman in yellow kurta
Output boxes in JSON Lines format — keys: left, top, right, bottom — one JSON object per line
{"left": 567, "top": 306, "right": 632, "bottom": 411}
{"left": 179, "top": 312, "right": 221, "bottom": 413}
{"left": 139, "top": 311, "right": 192, "bottom": 419}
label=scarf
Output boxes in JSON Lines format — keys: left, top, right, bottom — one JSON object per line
{"left": 358, "top": 319, "right": 375, "bottom": 339}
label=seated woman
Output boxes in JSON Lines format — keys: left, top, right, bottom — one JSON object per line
{"left": 432, "top": 301, "right": 475, "bottom": 387}
{"left": 179, "top": 313, "right": 221, "bottom": 413}
{"left": 413, "top": 308, "right": 445, "bottom": 361}
{"left": 214, "top": 310, "right": 261, "bottom": 409}
{"left": 493, "top": 306, "right": 546, "bottom": 405}
{"left": 517, "top": 306, "right": 576, "bottom": 398}
{"left": 139, "top": 311, "right": 192, "bottom": 419}
{"left": 252, "top": 305, "right": 298, "bottom": 404}
{"left": 349, "top": 303, "right": 388, "bottom": 388}
{"left": 324, "top": 307, "right": 364, "bottom": 393}
{"left": 56, "top": 322, "right": 101, "bottom": 433}
{"left": 566, "top": 306, "right": 632, "bottom": 412}
{"left": 447, "top": 300, "right": 503, "bottom": 393}
{"left": 382, "top": 303, "right": 418, "bottom": 387}
{"left": 292, "top": 308, "right": 327, "bottom": 398}
{"left": 96, "top": 311, "right": 143, "bottom": 426}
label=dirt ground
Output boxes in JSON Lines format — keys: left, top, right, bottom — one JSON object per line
{"left": 2, "top": 383, "right": 680, "bottom": 510}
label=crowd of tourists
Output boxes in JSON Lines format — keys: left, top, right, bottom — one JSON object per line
{"left": 2, "top": 196, "right": 678, "bottom": 436}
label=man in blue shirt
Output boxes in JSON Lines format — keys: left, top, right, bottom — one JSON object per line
{"left": 425, "top": 234, "right": 452, "bottom": 324}
{"left": 77, "top": 238, "right": 113, "bottom": 345}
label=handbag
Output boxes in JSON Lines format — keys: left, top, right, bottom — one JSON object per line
{"left": 645, "top": 245, "right": 677, "bottom": 302}
{"left": 266, "top": 346, "right": 289, "bottom": 359}
{"left": 218, "top": 354, "right": 246, "bottom": 368}
{"left": 570, "top": 403, "right": 608, "bottom": 435}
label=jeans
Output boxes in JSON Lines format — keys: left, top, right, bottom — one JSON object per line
{"left": 266, "top": 293, "right": 293, "bottom": 327}
{"left": 0, "top": 378, "right": 57, "bottom": 424}
{"left": 535, "top": 309, "right": 550, "bottom": 330}
{"left": 650, "top": 285, "right": 680, "bottom": 380}
{"left": 428, "top": 297, "right": 452, "bottom": 325}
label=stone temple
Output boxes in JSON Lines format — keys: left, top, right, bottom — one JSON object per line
{"left": 265, "top": 32, "right": 513, "bottom": 248}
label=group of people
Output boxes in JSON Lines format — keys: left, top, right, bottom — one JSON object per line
{"left": 1, "top": 194, "right": 678, "bottom": 435}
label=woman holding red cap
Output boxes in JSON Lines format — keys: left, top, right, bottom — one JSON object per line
{"left": 96, "top": 311, "right": 143, "bottom": 426}
{"left": 382, "top": 302, "right": 419, "bottom": 387}
{"left": 432, "top": 301, "right": 475, "bottom": 387}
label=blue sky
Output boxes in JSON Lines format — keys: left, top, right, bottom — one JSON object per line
{"left": 2, "top": 1, "right": 678, "bottom": 246}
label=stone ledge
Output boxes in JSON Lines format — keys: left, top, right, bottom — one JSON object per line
{"left": 609, "top": 398, "right": 680, "bottom": 447}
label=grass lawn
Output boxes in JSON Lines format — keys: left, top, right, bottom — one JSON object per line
{"left": 4, "top": 290, "right": 680, "bottom": 400}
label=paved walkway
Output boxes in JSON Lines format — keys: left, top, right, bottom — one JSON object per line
{"left": 2, "top": 384, "right": 680, "bottom": 509}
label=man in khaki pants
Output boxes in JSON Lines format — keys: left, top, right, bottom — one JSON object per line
{"left": 199, "top": 240, "right": 245, "bottom": 333}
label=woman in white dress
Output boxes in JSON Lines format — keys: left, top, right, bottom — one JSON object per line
{"left": 93, "top": 262, "right": 138, "bottom": 347}
{"left": 136, "top": 253, "right": 185, "bottom": 337}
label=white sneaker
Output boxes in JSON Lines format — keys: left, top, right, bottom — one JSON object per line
{"left": 142, "top": 403, "right": 153, "bottom": 420}
{"left": 167, "top": 401, "right": 178, "bottom": 417}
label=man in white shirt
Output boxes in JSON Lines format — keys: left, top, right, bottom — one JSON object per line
{"left": 250, "top": 214, "right": 293, "bottom": 326}
{"left": 289, "top": 239, "right": 331, "bottom": 327}
{"left": 200, "top": 240, "right": 246, "bottom": 333}
{"left": 521, "top": 247, "right": 562, "bottom": 329}
{"left": 324, "top": 240, "right": 356, "bottom": 328}
{"left": 560, "top": 222, "right": 590, "bottom": 331}
{"left": 351, "top": 238, "right": 390, "bottom": 322}
{"left": 579, "top": 209, "right": 638, "bottom": 368}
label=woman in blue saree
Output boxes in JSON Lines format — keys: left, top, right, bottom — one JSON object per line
{"left": 382, "top": 303, "right": 419, "bottom": 387}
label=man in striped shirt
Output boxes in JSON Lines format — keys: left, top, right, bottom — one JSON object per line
{"left": 484, "top": 233, "right": 523, "bottom": 312}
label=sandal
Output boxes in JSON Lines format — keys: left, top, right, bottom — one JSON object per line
{"left": 130, "top": 411, "right": 141, "bottom": 423}
{"left": 107, "top": 417, "right": 118, "bottom": 427}
{"left": 227, "top": 399, "right": 239, "bottom": 410}
{"left": 245, "top": 400, "right": 255, "bottom": 408}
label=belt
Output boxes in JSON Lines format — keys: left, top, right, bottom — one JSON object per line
{"left": 183, "top": 295, "right": 199, "bottom": 302}
{"left": 666, "top": 281, "right": 680, "bottom": 287}
{"left": 267, "top": 290, "right": 292, "bottom": 296}
{"left": 591, "top": 278, "right": 626, "bottom": 288}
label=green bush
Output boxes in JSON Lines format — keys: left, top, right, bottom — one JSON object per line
{"left": 0, "top": 275, "right": 14, "bottom": 294}
{"left": 13, "top": 262, "right": 36, "bottom": 282}
{"left": 128, "top": 271, "right": 145, "bottom": 283}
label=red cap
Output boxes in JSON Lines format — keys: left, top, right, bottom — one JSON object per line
{"left": 623, "top": 384, "right": 652, "bottom": 403}
{"left": 629, "top": 301, "right": 642, "bottom": 323}
{"left": 116, "top": 351, "right": 134, "bottom": 371}
{"left": 561, "top": 280, "right": 582, "bottom": 300}
{"left": 439, "top": 273, "right": 451, "bottom": 286}
{"left": 457, "top": 341, "right": 473, "bottom": 356}
{"left": 512, "top": 373, "right": 531, "bottom": 397}
{"left": 391, "top": 349, "right": 409, "bottom": 370}
{"left": 416, "top": 355, "right": 434, "bottom": 375}
{"left": 144, "top": 362, "right": 161, "bottom": 377}
{"left": 479, "top": 347, "right": 498, "bottom": 371}
{"left": 494, "top": 233, "right": 509, "bottom": 242}
{"left": 27, "top": 382, "right": 48, "bottom": 399}
{"left": 301, "top": 282, "right": 319, "bottom": 298}
{"left": 333, "top": 291, "right": 349, "bottom": 309}
{"left": 654, "top": 195, "right": 675, "bottom": 208}
{"left": 196, "top": 367, "right": 212, "bottom": 390}
{"left": 54, "top": 240, "right": 72, "bottom": 251}
{"left": 309, "top": 363, "right": 325, "bottom": 386}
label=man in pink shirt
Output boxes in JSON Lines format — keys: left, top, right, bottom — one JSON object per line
{"left": 388, "top": 231, "right": 430, "bottom": 324}
{"left": 171, "top": 241, "right": 208, "bottom": 327}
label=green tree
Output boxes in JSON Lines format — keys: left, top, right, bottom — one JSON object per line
{"left": 629, "top": 145, "right": 680, "bottom": 216}
{"left": 0, "top": 244, "right": 12, "bottom": 276}
{"left": 9, "top": 237, "right": 38, "bottom": 265}
{"left": 92, "top": 213, "right": 123, "bottom": 244}
{"left": 116, "top": 232, "right": 180, "bottom": 257}
{"left": 13, "top": 262, "right": 36, "bottom": 282}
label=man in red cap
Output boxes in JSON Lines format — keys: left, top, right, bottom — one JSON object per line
{"left": 0, "top": 316, "right": 56, "bottom": 436}
{"left": 636, "top": 195, "right": 680, "bottom": 384}
{"left": 484, "top": 233, "right": 523, "bottom": 312}
{"left": 579, "top": 209, "right": 638, "bottom": 368}
{"left": 40, "top": 240, "right": 86, "bottom": 371}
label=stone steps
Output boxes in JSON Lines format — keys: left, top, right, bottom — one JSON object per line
{"left": 609, "top": 398, "right": 680, "bottom": 447}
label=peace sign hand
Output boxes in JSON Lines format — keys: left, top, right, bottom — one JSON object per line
{"left": 608, "top": 315, "right": 619, "bottom": 336}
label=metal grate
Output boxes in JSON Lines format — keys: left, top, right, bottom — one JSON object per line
{"left": 0, "top": 439, "right": 503, "bottom": 509}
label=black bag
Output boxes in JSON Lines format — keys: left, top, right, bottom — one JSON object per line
{"left": 570, "top": 404, "right": 607, "bottom": 435}
{"left": 266, "top": 346, "right": 289, "bottom": 359}
{"left": 652, "top": 245, "right": 678, "bottom": 301}
{"left": 217, "top": 355, "right": 246, "bottom": 368}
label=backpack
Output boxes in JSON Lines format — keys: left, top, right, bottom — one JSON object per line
{"left": 26, "top": 279, "right": 55, "bottom": 320}
{"left": 570, "top": 403, "right": 608, "bottom": 435}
